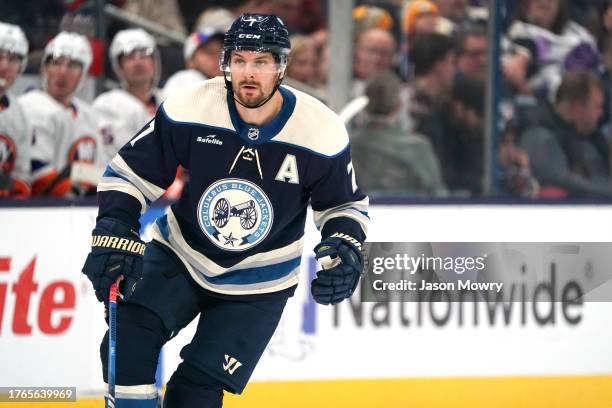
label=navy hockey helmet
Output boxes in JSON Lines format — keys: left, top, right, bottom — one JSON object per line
{"left": 220, "top": 13, "right": 291, "bottom": 74}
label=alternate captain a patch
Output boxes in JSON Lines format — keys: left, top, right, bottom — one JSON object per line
{"left": 197, "top": 178, "right": 274, "bottom": 251}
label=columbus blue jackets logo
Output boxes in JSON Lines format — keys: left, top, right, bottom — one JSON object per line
{"left": 197, "top": 178, "right": 274, "bottom": 251}
{"left": 241, "top": 15, "right": 269, "bottom": 27}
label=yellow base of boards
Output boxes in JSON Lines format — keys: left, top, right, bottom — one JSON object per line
{"left": 3, "top": 375, "right": 611, "bottom": 408}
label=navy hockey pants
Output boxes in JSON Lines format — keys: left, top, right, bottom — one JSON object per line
{"left": 100, "top": 240, "right": 288, "bottom": 396}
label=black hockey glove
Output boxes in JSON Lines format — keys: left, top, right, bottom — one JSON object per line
{"left": 82, "top": 217, "right": 145, "bottom": 303}
{"left": 311, "top": 233, "right": 364, "bottom": 305}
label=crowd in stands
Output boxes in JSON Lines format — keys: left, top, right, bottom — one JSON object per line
{"left": 1, "top": 0, "right": 612, "bottom": 200}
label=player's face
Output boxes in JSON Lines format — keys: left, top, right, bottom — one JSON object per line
{"left": 44, "top": 57, "right": 83, "bottom": 101}
{"left": 229, "top": 51, "right": 280, "bottom": 108}
{"left": 119, "top": 49, "right": 155, "bottom": 87}
{"left": 189, "top": 39, "right": 223, "bottom": 78}
{"left": 0, "top": 50, "right": 22, "bottom": 96}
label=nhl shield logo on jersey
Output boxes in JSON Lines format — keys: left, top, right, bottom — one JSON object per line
{"left": 197, "top": 178, "right": 274, "bottom": 251}
{"left": 247, "top": 127, "right": 260, "bottom": 140}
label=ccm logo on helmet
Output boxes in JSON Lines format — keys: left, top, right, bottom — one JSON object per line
{"left": 238, "top": 34, "right": 261, "bottom": 39}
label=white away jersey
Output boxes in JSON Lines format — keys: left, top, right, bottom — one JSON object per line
{"left": 93, "top": 88, "right": 162, "bottom": 165}
{"left": 0, "top": 93, "right": 31, "bottom": 194}
{"left": 18, "top": 90, "right": 101, "bottom": 196}
{"left": 97, "top": 77, "right": 369, "bottom": 296}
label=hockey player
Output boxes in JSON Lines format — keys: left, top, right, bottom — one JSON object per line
{"left": 18, "top": 31, "right": 101, "bottom": 197}
{"left": 162, "top": 25, "right": 228, "bottom": 98}
{"left": 0, "top": 22, "right": 30, "bottom": 198}
{"left": 82, "top": 14, "right": 368, "bottom": 408}
{"left": 93, "top": 29, "right": 163, "bottom": 165}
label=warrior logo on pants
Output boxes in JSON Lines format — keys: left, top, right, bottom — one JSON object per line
{"left": 197, "top": 178, "right": 274, "bottom": 251}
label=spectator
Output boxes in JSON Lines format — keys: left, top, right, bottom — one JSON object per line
{"left": 302, "top": 23, "right": 328, "bottom": 87}
{"left": 402, "top": 0, "right": 440, "bottom": 37}
{"left": 501, "top": 38, "right": 533, "bottom": 96}
{"left": 122, "top": 0, "right": 187, "bottom": 43}
{"left": 18, "top": 32, "right": 102, "bottom": 197}
{"left": 353, "top": 5, "right": 394, "bottom": 37}
{"left": 399, "top": 0, "right": 453, "bottom": 81}
{"left": 519, "top": 71, "right": 612, "bottom": 198}
{"left": 193, "top": 6, "right": 237, "bottom": 33}
{"left": 595, "top": 1, "right": 612, "bottom": 128}
{"left": 432, "top": 0, "right": 469, "bottom": 26}
{"left": 508, "top": 0, "right": 600, "bottom": 99}
{"left": 351, "top": 71, "right": 446, "bottom": 195}
{"left": 176, "top": 0, "right": 219, "bottom": 32}
{"left": 93, "top": 29, "right": 163, "bottom": 165}
{"left": 209, "top": 1, "right": 274, "bottom": 18}
{"left": 0, "top": 22, "right": 31, "bottom": 198}
{"left": 600, "top": 34, "right": 612, "bottom": 131}
{"left": 429, "top": 0, "right": 488, "bottom": 29}
{"left": 408, "top": 32, "right": 455, "bottom": 143}
{"left": 569, "top": 0, "right": 604, "bottom": 35}
{"left": 436, "top": 75, "right": 486, "bottom": 196}
{"left": 401, "top": 0, "right": 454, "bottom": 42}
{"left": 499, "top": 127, "right": 540, "bottom": 197}
{"left": 271, "top": 0, "right": 324, "bottom": 35}
{"left": 455, "top": 25, "right": 531, "bottom": 95}
{"left": 315, "top": 42, "right": 329, "bottom": 88}
{"left": 286, "top": 34, "right": 319, "bottom": 87}
{"left": 455, "top": 25, "right": 487, "bottom": 81}
{"left": 353, "top": 27, "right": 397, "bottom": 95}
{"left": 601, "top": 1, "right": 612, "bottom": 39}
{"left": 163, "top": 26, "right": 228, "bottom": 98}
{"left": 115, "top": 0, "right": 186, "bottom": 80}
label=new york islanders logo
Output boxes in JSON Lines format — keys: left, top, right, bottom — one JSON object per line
{"left": 197, "top": 178, "right": 274, "bottom": 251}
{"left": 67, "top": 135, "right": 97, "bottom": 163}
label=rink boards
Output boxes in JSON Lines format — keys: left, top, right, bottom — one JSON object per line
{"left": 0, "top": 204, "right": 611, "bottom": 407}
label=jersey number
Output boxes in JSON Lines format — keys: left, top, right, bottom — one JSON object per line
{"left": 130, "top": 119, "right": 155, "bottom": 147}
{"left": 347, "top": 161, "right": 357, "bottom": 193}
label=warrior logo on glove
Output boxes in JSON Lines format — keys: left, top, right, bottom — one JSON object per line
{"left": 91, "top": 234, "right": 146, "bottom": 255}
{"left": 311, "top": 233, "right": 365, "bottom": 305}
{"left": 82, "top": 218, "right": 145, "bottom": 303}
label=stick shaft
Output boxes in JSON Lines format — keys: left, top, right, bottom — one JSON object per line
{"left": 107, "top": 282, "right": 119, "bottom": 408}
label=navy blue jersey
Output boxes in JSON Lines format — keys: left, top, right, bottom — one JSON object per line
{"left": 97, "top": 77, "right": 369, "bottom": 295}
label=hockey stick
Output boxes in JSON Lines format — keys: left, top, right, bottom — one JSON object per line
{"left": 107, "top": 279, "right": 121, "bottom": 408}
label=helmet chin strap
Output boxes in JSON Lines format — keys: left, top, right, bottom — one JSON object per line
{"left": 224, "top": 71, "right": 284, "bottom": 110}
